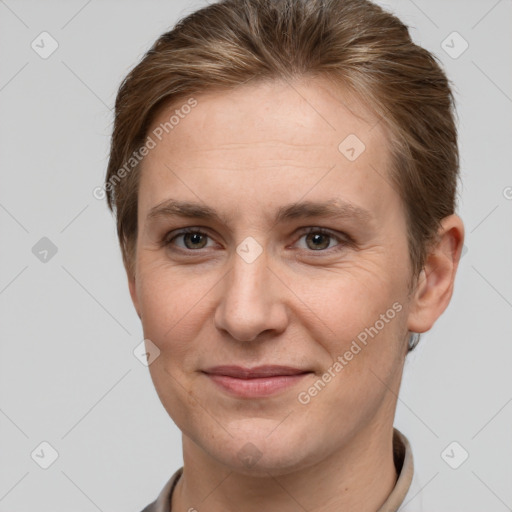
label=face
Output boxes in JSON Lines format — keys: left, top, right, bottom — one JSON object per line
{"left": 129, "top": 78, "right": 416, "bottom": 475}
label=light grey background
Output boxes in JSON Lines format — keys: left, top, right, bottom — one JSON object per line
{"left": 0, "top": 0, "right": 511, "bottom": 510}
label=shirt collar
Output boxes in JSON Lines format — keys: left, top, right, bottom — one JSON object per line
{"left": 376, "top": 428, "right": 415, "bottom": 512}
{"left": 144, "top": 427, "right": 417, "bottom": 512}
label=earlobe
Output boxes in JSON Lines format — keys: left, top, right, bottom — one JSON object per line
{"left": 407, "top": 214, "right": 465, "bottom": 334}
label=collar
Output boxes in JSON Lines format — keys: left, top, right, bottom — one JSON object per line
{"left": 142, "top": 427, "right": 419, "bottom": 512}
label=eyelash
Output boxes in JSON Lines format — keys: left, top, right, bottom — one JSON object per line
{"left": 161, "top": 227, "right": 352, "bottom": 254}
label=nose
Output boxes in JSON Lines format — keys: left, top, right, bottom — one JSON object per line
{"left": 214, "top": 244, "right": 288, "bottom": 342}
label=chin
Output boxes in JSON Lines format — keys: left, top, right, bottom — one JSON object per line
{"left": 198, "top": 421, "right": 322, "bottom": 477}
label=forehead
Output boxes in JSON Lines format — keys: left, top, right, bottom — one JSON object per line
{"left": 147, "top": 77, "right": 384, "bottom": 161}
{"left": 138, "top": 77, "right": 396, "bottom": 221}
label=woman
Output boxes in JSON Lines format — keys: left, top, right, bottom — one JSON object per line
{"left": 104, "top": 0, "right": 465, "bottom": 510}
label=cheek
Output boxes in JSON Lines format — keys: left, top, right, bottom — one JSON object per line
{"left": 136, "top": 265, "right": 216, "bottom": 361}
{"left": 292, "top": 269, "right": 409, "bottom": 409}
{"left": 138, "top": 270, "right": 209, "bottom": 427}
{"left": 296, "top": 282, "right": 407, "bottom": 430}
{"left": 296, "top": 261, "right": 406, "bottom": 340}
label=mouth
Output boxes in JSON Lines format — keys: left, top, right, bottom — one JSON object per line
{"left": 202, "top": 365, "right": 313, "bottom": 398}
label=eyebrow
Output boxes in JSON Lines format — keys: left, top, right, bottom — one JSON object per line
{"left": 146, "top": 198, "right": 372, "bottom": 227}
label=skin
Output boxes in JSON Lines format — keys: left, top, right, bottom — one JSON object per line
{"left": 127, "top": 77, "right": 464, "bottom": 512}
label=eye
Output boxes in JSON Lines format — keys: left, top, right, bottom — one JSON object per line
{"left": 163, "top": 228, "right": 215, "bottom": 250}
{"left": 295, "top": 227, "right": 349, "bottom": 252}
{"left": 162, "top": 227, "right": 351, "bottom": 254}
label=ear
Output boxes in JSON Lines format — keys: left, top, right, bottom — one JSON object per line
{"left": 407, "top": 214, "right": 465, "bottom": 333}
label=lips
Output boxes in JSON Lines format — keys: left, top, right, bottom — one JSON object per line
{"left": 203, "top": 365, "right": 310, "bottom": 378}
{"left": 202, "top": 365, "right": 312, "bottom": 398}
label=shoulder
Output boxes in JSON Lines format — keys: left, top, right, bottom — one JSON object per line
{"left": 138, "top": 467, "right": 183, "bottom": 512}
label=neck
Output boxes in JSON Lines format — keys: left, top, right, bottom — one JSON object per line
{"left": 172, "top": 421, "right": 398, "bottom": 512}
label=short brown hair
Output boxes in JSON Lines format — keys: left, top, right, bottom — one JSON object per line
{"left": 106, "top": 0, "right": 459, "bottom": 311}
